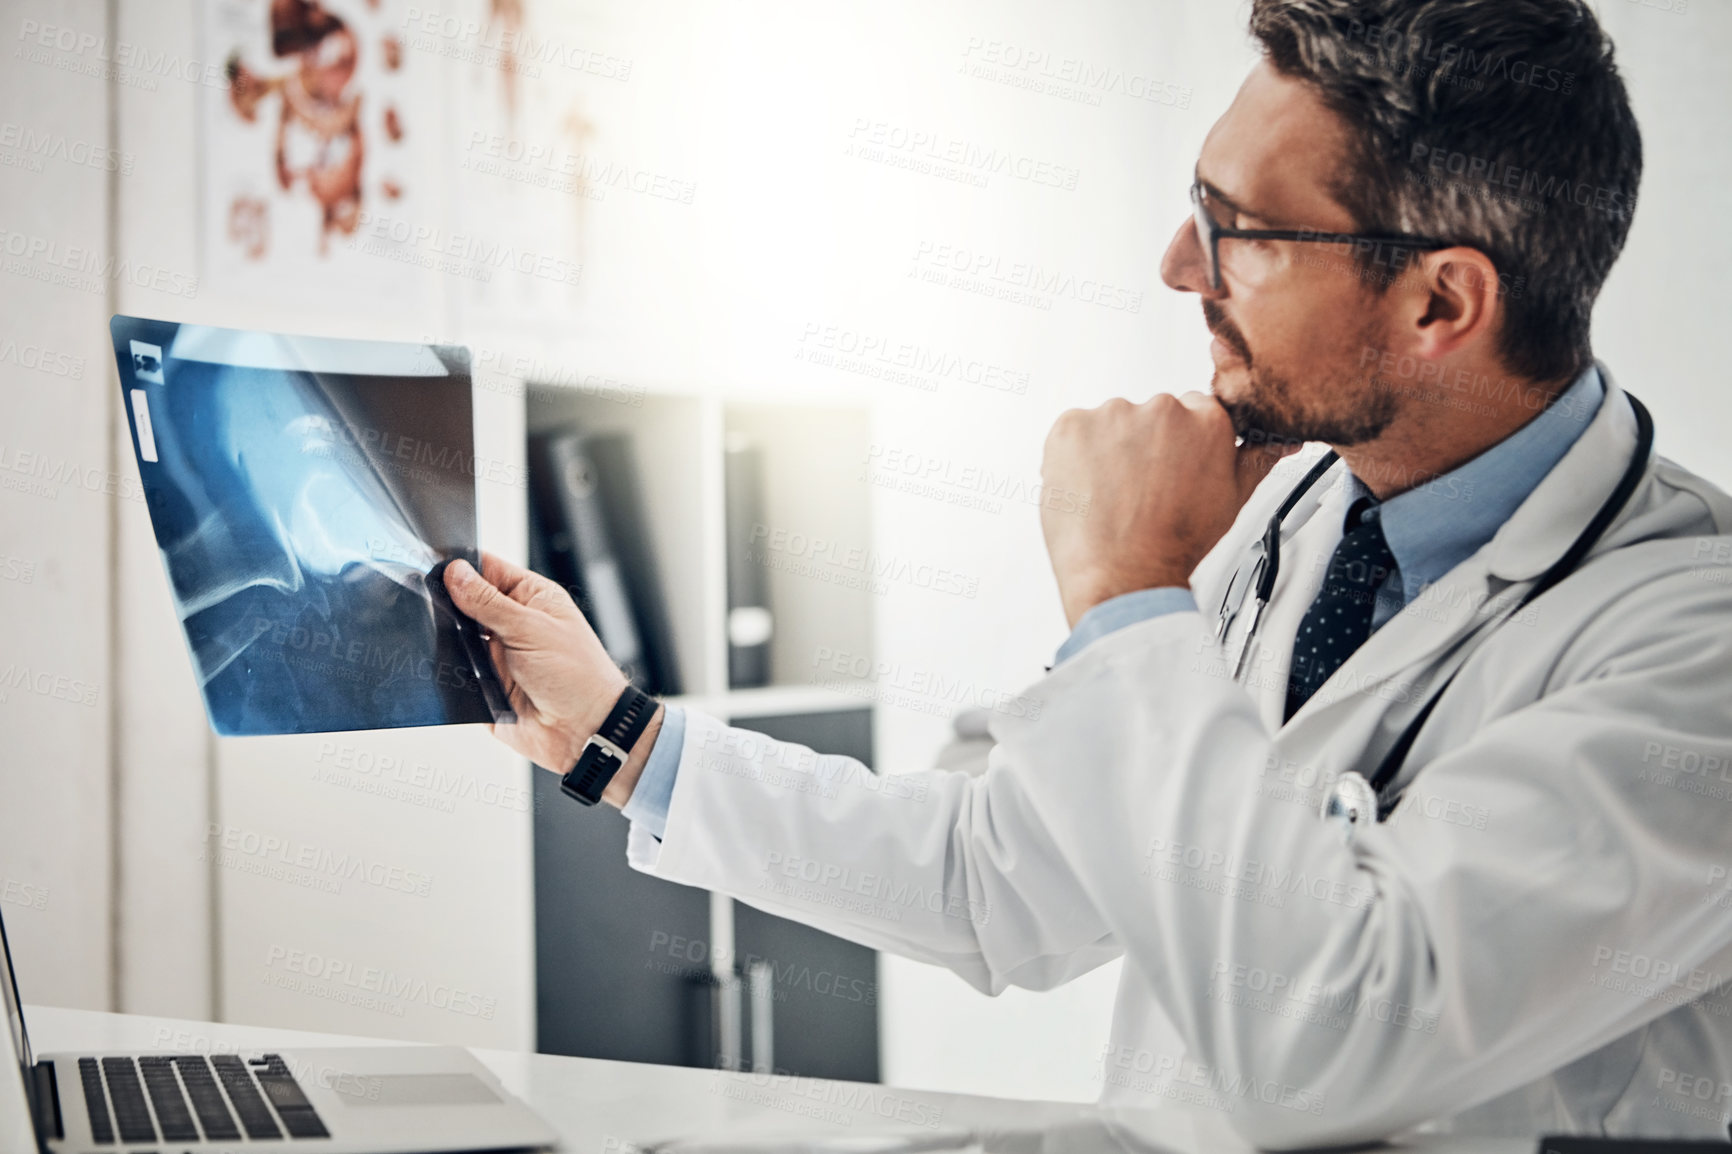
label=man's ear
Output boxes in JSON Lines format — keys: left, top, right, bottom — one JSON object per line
{"left": 1405, "top": 246, "right": 1504, "bottom": 361}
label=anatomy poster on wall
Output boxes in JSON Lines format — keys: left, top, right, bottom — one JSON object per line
{"left": 201, "top": 0, "right": 435, "bottom": 315}
{"left": 445, "top": 0, "right": 594, "bottom": 333}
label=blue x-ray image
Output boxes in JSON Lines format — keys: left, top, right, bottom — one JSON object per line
{"left": 109, "top": 315, "right": 513, "bottom": 736}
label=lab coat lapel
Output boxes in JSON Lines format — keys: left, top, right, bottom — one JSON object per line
{"left": 1279, "top": 374, "right": 1644, "bottom": 742}
{"left": 1239, "top": 469, "right": 1354, "bottom": 732}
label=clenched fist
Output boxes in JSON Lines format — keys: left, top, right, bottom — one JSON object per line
{"left": 1039, "top": 392, "right": 1297, "bottom": 627}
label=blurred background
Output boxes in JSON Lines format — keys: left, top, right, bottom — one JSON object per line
{"left": 0, "top": 0, "right": 1725, "bottom": 1104}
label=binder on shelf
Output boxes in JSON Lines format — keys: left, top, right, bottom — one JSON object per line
{"left": 528, "top": 428, "right": 681, "bottom": 696}
{"left": 724, "top": 435, "right": 773, "bottom": 688}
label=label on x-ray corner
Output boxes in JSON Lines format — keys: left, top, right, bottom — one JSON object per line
{"left": 129, "top": 388, "right": 158, "bottom": 463}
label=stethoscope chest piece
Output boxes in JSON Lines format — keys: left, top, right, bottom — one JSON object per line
{"left": 1321, "top": 771, "right": 1379, "bottom": 845}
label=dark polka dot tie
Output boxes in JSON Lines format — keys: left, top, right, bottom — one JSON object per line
{"left": 1284, "top": 496, "right": 1398, "bottom": 722}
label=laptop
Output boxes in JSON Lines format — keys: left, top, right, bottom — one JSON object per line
{"left": 1, "top": 907, "right": 559, "bottom": 1153}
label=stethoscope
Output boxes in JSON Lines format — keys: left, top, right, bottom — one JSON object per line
{"left": 1213, "top": 393, "right": 1656, "bottom": 843}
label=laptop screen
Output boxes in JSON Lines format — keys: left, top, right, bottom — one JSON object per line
{"left": 0, "top": 908, "right": 30, "bottom": 1079}
{"left": 0, "top": 908, "right": 41, "bottom": 1150}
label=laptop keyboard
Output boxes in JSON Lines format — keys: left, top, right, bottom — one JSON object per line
{"left": 76, "top": 1052, "right": 330, "bottom": 1145}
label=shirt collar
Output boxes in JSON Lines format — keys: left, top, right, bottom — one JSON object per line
{"left": 1345, "top": 363, "right": 1605, "bottom": 603}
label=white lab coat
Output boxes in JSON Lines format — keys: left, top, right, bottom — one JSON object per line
{"left": 626, "top": 372, "right": 1732, "bottom": 1148}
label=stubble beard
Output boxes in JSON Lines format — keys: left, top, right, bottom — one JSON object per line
{"left": 1204, "top": 300, "right": 1398, "bottom": 447}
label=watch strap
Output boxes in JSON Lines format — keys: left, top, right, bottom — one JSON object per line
{"left": 560, "top": 685, "right": 657, "bottom": 806}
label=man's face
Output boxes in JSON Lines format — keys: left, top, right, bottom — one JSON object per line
{"left": 1161, "top": 61, "right": 1402, "bottom": 446}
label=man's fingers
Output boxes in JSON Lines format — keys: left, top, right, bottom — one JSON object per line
{"left": 478, "top": 550, "right": 538, "bottom": 598}
{"left": 1176, "top": 391, "right": 1240, "bottom": 441}
{"left": 446, "top": 558, "right": 537, "bottom": 641}
{"left": 476, "top": 550, "right": 580, "bottom": 619}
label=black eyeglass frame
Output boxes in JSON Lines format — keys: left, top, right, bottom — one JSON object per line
{"left": 1190, "top": 180, "right": 1455, "bottom": 291}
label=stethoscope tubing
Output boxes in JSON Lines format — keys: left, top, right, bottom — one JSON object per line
{"left": 1221, "top": 392, "right": 1655, "bottom": 822}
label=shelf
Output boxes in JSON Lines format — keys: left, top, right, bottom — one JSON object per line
{"left": 524, "top": 388, "right": 876, "bottom": 702}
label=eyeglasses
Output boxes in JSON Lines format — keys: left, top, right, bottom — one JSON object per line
{"left": 1190, "top": 180, "right": 1454, "bottom": 292}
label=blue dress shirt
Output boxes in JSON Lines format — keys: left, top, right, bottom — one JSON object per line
{"left": 626, "top": 366, "right": 1606, "bottom": 839}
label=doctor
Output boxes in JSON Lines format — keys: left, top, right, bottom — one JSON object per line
{"left": 446, "top": 0, "right": 1732, "bottom": 1145}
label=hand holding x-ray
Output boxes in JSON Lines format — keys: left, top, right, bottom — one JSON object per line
{"left": 445, "top": 552, "right": 663, "bottom": 802}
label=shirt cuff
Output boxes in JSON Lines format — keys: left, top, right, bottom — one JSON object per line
{"left": 1054, "top": 587, "right": 1198, "bottom": 666}
{"left": 619, "top": 703, "right": 685, "bottom": 841}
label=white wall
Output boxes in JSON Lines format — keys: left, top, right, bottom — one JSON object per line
{"left": 1590, "top": 0, "right": 1732, "bottom": 494}
{"left": 0, "top": 0, "right": 116, "bottom": 1012}
{"left": 1, "top": 0, "right": 1727, "bottom": 1105}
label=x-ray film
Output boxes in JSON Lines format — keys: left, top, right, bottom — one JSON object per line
{"left": 109, "top": 315, "right": 515, "bottom": 736}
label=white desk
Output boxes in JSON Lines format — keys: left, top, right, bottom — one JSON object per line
{"left": 26, "top": 1005, "right": 1527, "bottom": 1153}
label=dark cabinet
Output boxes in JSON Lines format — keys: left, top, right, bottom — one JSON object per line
{"left": 534, "top": 706, "right": 880, "bottom": 1083}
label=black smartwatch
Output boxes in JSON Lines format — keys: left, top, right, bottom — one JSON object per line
{"left": 560, "top": 685, "right": 658, "bottom": 806}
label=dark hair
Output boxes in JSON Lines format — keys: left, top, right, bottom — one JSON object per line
{"left": 1249, "top": 0, "right": 1641, "bottom": 384}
